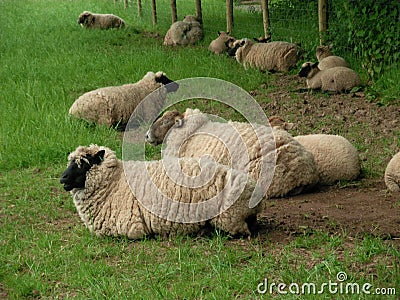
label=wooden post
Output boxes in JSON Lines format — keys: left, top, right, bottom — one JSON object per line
{"left": 318, "top": 0, "right": 328, "bottom": 45}
{"left": 195, "top": 0, "right": 203, "bottom": 24}
{"left": 261, "top": 0, "right": 270, "bottom": 39}
{"left": 151, "top": 0, "right": 157, "bottom": 25}
{"left": 226, "top": 0, "right": 233, "bottom": 33}
{"left": 114, "top": 0, "right": 117, "bottom": 6}
{"left": 124, "top": 0, "right": 128, "bottom": 9}
{"left": 137, "top": 0, "right": 142, "bottom": 18}
{"left": 171, "top": 0, "right": 177, "bottom": 23}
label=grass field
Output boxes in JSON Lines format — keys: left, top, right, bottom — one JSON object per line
{"left": 0, "top": 0, "right": 399, "bottom": 298}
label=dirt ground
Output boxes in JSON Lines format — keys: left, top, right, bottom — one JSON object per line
{"left": 252, "top": 74, "right": 400, "bottom": 243}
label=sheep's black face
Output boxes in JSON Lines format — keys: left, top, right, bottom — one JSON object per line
{"left": 227, "top": 43, "right": 241, "bottom": 57}
{"left": 299, "top": 62, "right": 319, "bottom": 78}
{"left": 155, "top": 75, "right": 179, "bottom": 93}
{"left": 60, "top": 150, "right": 105, "bottom": 191}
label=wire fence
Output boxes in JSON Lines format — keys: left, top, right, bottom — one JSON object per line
{"left": 112, "top": 0, "right": 354, "bottom": 59}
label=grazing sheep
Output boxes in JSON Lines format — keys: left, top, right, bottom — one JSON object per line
{"left": 145, "top": 109, "right": 319, "bottom": 199}
{"left": 77, "top": 11, "right": 126, "bottom": 29}
{"left": 164, "top": 15, "right": 204, "bottom": 46}
{"left": 298, "top": 62, "right": 361, "bottom": 93}
{"left": 385, "top": 151, "right": 400, "bottom": 192}
{"left": 208, "top": 31, "right": 236, "bottom": 54}
{"left": 69, "top": 71, "right": 179, "bottom": 129}
{"left": 228, "top": 38, "right": 302, "bottom": 72}
{"left": 294, "top": 134, "right": 361, "bottom": 185}
{"left": 316, "top": 45, "right": 350, "bottom": 70}
{"left": 60, "top": 144, "right": 261, "bottom": 239}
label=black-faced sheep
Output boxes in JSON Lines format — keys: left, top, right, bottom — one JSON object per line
{"left": 385, "top": 151, "right": 400, "bottom": 192}
{"left": 228, "top": 38, "right": 302, "bottom": 72}
{"left": 68, "top": 71, "right": 179, "bottom": 129}
{"left": 208, "top": 31, "right": 236, "bottom": 54}
{"left": 60, "top": 144, "right": 261, "bottom": 239}
{"left": 164, "top": 15, "right": 204, "bottom": 46}
{"left": 77, "top": 11, "right": 126, "bottom": 29}
{"left": 145, "top": 109, "right": 319, "bottom": 200}
{"left": 298, "top": 62, "right": 361, "bottom": 93}
{"left": 316, "top": 45, "right": 350, "bottom": 70}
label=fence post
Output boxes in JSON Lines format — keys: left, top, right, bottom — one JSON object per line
{"left": 171, "top": 0, "right": 177, "bottom": 23}
{"left": 137, "top": 0, "right": 142, "bottom": 18}
{"left": 152, "top": 0, "right": 157, "bottom": 25}
{"left": 226, "top": 0, "right": 233, "bottom": 33}
{"left": 261, "top": 0, "right": 270, "bottom": 39}
{"left": 195, "top": 0, "right": 203, "bottom": 24}
{"left": 124, "top": 0, "right": 128, "bottom": 9}
{"left": 318, "top": 0, "right": 328, "bottom": 45}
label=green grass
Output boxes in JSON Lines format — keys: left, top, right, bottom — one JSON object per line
{"left": 1, "top": 0, "right": 399, "bottom": 298}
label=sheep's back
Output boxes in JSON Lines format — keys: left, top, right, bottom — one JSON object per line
{"left": 294, "top": 134, "right": 360, "bottom": 185}
{"left": 385, "top": 152, "right": 400, "bottom": 192}
{"left": 318, "top": 56, "right": 350, "bottom": 70}
{"left": 320, "top": 67, "right": 360, "bottom": 92}
{"left": 244, "top": 42, "right": 300, "bottom": 71}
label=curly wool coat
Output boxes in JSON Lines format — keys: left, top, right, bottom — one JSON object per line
{"left": 61, "top": 145, "right": 261, "bottom": 239}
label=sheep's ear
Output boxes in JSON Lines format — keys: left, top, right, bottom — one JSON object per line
{"left": 92, "top": 150, "right": 105, "bottom": 165}
{"left": 174, "top": 117, "right": 184, "bottom": 127}
{"left": 218, "top": 31, "right": 222, "bottom": 35}
{"left": 240, "top": 40, "right": 246, "bottom": 46}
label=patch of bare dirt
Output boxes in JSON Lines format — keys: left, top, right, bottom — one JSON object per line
{"left": 251, "top": 74, "right": 400, "bottom": 243}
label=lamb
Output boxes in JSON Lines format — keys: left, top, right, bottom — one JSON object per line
{"left": 164, "top": 15, "right": 204, "bottom": 46}
{"left": 68, "top": 71, "right": 179, "bottom": 129}
{"left": 316, "top": 45, "right": 350, "bottom": 70}
{"left": 77, "top": 11, "right": 125, "bottom": 29}
{"left": 298, "top": 62, "right": 361, "bottom": 93}
{"left": 60, "top": 144, "right": 261, "bottom": 239}
{"left": 145, "top": 109, "right": 319, "bottom": 200}
{"left": 385, "top": 151, "right": 400, "bottom": 192}
{"left": 228, "top": 38, "right": 302, "bottom": 72}
{"left": 294, "top": 134, "right": 361, "bottom": 185}
{"left": 208, "top": 31, "right": 236, "bottom": 54}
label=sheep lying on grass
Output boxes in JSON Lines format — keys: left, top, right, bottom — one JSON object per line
{"left": 145, "top": 109, "right": 318, "bottom": 200}
{"left": 69, "top": 71, "right": 179, "bottom": 129}
{"left": 77, "top": 11, "right": 125, "bottom": 29}
{"left": 208, "top": 31, "right": 236, "bottom": 54}
{"left": 385, "top": 151, "right": 400, "bottom": 192}
{"left": 228, "top": 38, "right": 302, "bottom": 72}
{"left": 294, "top": 134, "right": 361, "bottom": 185}
{"left": 60, "top": 144, "right": 261, "bottom": 239}
{"left": 316, "top": 45, "right": 350, "bottom": 70}
{"left": 298, "top": 62, "right": 361, "bottom": 93}
{"left": 164, "top": 15, "right": 204, "bottom": 46}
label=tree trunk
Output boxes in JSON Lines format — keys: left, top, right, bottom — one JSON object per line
{"left": 318, "top": 0, "right": 328, "bottom": 45}
{"left": 152, "top": 0, "right": 157, "bottom": 25}
{"left": 171, "top": 0, "right": 177, "bottom": 23}
{"left": 226, "top": 0, "right": 233, "bottom": 33}
{"left": 124, "top": 0, "right": 128, "bottom": 10}
{"left": 261, "top": 0, "right": 270, "bottom": 39}
{"left": 137, "top": 0, "right": 142, "bottom": 18}
{"left": 195, "top": 0, "right": 203, "bottom": 24}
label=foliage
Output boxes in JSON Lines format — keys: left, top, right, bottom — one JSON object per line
{"left": 329, "top": 0, "right": 400, "bottom": 81}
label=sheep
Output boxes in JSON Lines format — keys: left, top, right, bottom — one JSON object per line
{"left": 60, "top": 144, "right": 261, "bottom": 239}
{"left": 228, "top": 38, "right": 302, "bottom": 72}
{"left": 298, "top": 62, "right": 361, "bottom": 93}
{"left": 385, "top": 151, "right": 400, "bottom": 192}
{"left": 294, "top": 134, "right": 361, "bottom": 185}
{"left": 77, "top": 11, "right": 125, "bottom": 29}
{"left": 208, "top": 31, "right": 236, "bottom": 54}
{"left": 145, "top": 108, "right": 319, "bottom": 200}
{"left": 68, "top": 71, "right": 179, "bottom": 129}
{"left": 316, "top": 45, "right": 350, "bottom": 70}
{"left": 164, "top": 15, "right": 204, "bottom": 46}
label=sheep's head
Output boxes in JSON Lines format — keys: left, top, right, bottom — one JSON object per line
{"left": 316, "top": 44, "right": 333, "bottom": 61}
{"left": 143, "top": 71, "right": 179, "bottom": 93}
{"left": 253, "top": 36, "right": 271, "bottom": 43}
{"left": 183, "top": 15, "right": 201, "bottom": 23}
{"left": 145, "top": 110, "right": 184, "bottom": 146}
{"left": 60, "top": 148, "right": 105, "bottom": 191}
{"left": 227, "top": 38, "right": 250, "bottom": 57}
{"left": 78, "top": 11, "right": 94, "bottom": 27}
{"left": 298, "top": 62, "right": 319, "bottom": 78}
